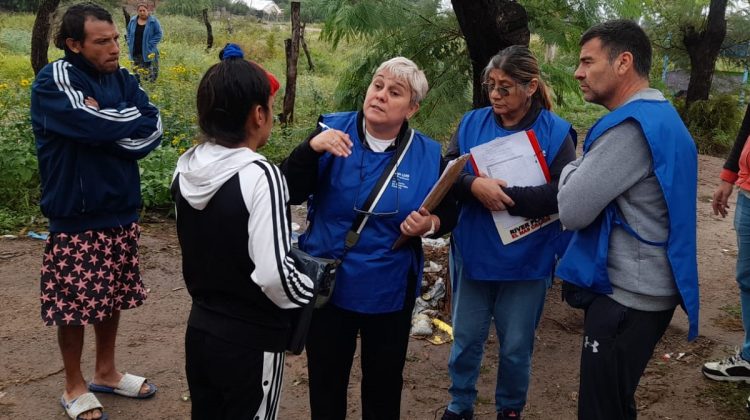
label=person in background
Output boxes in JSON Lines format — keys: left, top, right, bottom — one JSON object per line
{"left": 127, "top": 1, "right": 162, "bottom": 82}
{"left": 441, "top": 45, "right": 576, "bottom": 420}
{"left": 172, "top": 43, "right": 314, "bottom": 420}
{"left": 704, "top": 116, "right": 750, "bottom": 412}
{"left": 31, "top": 3, "right": 162, "bottom": 419}
{"left": 556, "top": 20, "right": 699, "bottom": 420}
{"left": 281, "top": 56, "right": 456, "bottom": 420}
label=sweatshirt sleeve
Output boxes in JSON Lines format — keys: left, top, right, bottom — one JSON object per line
{"left": 31, "top": 61, "right": 162, "bottom": 155}
{"left": 107, "top": 74, "right": 163, "bottom": 159}
{"left": 280, "top": 125, "right": 325, "bottom": 204}
{"left": 557, "top": 121, "right": 651, "bottom": 230}
{"left": 721, "top": 109, "right": 750, "bottom": 183}
{"left": 503, "top": 133, "right": 576, "bottom": 218}
{"left": 242, "top": 161, "right": 315, "bottom": 309}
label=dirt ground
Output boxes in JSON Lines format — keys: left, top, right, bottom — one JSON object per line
{"left": 1, "top": 153, "right": 749, "bottom": 419}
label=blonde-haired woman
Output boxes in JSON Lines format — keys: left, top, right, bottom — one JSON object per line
{"left": 441, "top": 45, "right": 576, "bottom": 420}
{"left": 282, "top": 56, "right": 456, "bottom": 420}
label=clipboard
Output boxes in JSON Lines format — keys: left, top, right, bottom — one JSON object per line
{"left": 391, "top": 154, "right": 470, "bottom": 249}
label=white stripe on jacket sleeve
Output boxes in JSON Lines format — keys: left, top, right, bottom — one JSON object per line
{"left": 241, "top": 161, "right": 314, "bottom": 309}
{"left": 52, "top": 61, "right": 142, "bottom": 122}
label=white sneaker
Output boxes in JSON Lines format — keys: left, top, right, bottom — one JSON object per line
{"left": 702, "top": 353, "right": 750, "bottom": 382}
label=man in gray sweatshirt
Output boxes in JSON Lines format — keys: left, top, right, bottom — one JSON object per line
{"left": 556, "top": 20, "right": 699, "bottom": 420}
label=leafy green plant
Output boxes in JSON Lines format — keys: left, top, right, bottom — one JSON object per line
{"left": 676, "top": 94, "right": 743, "bottom": 155}
{"left": 139, "top": 146, "right": 180, "bottom": 211}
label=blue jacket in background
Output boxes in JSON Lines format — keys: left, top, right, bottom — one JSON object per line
{"left": 30, "top": 51, "right": 163, "bottom": 233}
{"left": 127, "top": 14, "right": 163, "bottom": 63}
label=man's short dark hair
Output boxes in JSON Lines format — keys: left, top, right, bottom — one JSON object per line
{"left": 580, "top": 19, "right": 652, "bottom": 78}
{"left": 54, "top": 2, "right": 113, "bottom": 50}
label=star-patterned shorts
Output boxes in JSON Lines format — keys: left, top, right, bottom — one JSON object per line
{"left": 39, "top": 223, "right": 147, "bottom": 326}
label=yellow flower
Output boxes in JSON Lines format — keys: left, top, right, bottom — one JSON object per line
{"left": 148, "top": 53, "right": 156, "bottom": 60}
{"left": 19, "top": 79, "right": 30, "bottom": 87}
{"left": 178, "top": 147, "right": 186, "bottom": 155}
{"left": 170, "top": 65, "right": 187, "bottom": 75}
{"left": 171, "top": 137, "right": 179, "bottom": 146}
{"left": 0, "top": 83, "right": 8, "bottom": 90}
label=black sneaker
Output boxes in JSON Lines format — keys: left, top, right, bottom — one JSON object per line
{"left": 498, "top": 408, "right": 521, "bottom": 419}
{"left": 702, "top": 353, "right": 750, "bottom": 382}
{"left": 441, "top": 409, "right": 474, "bottom": 420}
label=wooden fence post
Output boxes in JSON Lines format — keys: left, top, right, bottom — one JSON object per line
{"left": 202, "top": 8, "right": 213, "bottom": 50}
{"left": 281, "top": 1, "right": 301, "bottom": 125}
{"left": 300, "top": 23, "right": 314, "bottom": 71}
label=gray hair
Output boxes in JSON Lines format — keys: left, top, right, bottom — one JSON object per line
{"left": 374, "top": 57, "right": 429, "bottom": 104}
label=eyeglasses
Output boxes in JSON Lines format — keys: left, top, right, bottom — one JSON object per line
{"left": 352, "top": 153, "right": 400, "bottom": 217}
{"left": 482, "top": 82, "right": 521, "bottom": 97}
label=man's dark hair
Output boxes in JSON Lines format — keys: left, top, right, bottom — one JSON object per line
{"left": 580, "top": 19, "right": 652, "bottom": 78}
{"left": 54, "top": 2, "right": 113, "bottom": 50}
{"left": 196, "top": 56, "right": 272, "bottom": 146}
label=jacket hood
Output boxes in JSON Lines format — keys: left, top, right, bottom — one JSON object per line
{"left": 174, "top": 142, "right": 264, "bottom": 210}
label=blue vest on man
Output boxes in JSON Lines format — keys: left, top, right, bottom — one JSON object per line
{"left": 555, "top": 99, "right": 699, "bottom": 340}
{"left": 452, "top": 107, "right": 574, "bottom": 280}
{"left": 299, "top": 112, "right": 442, "bottom": 313}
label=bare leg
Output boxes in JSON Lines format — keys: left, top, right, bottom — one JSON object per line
{"left": 91, "top": 310, "right": 150, "bottom": 395}
{"left": 59, "top": 326, "right": 102, "bottom": 420}
{"left": 92, "top": 310, "right": 120, "bottom": 386}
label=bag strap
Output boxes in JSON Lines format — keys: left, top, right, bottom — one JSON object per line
{"left": 612, "top": 205, "right": 667, "bottom": 247}
{"left": 338, "top": 128, "right": 415, "bottom": 262}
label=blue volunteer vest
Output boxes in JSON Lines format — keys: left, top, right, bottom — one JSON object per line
{"left": 555, "top": 99, "right": 699, "bottom": 340}
{"left": 299, "top": 112, "right": 442, "bottom": 313}
{"left": 452, "top": 107, "right": 574, "bottom": 280}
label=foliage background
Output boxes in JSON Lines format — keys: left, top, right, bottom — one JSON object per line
{"left": 0, "top": 1, "right": 748, "bottom": 233}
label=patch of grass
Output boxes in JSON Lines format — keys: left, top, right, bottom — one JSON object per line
{"left": 0, "top": 12, "right": 366, "bottom": 233}
{"left": 721, "top": 303, "right": 742, "bottom": 319}
{"left": 697, "top": 381, "right": 750, "bottom": 417}
{"left": 714, "top": 303, "right": 745, "bottom": 332}
{"left": 475, "top": 395, "right": 492, "bottom": 406}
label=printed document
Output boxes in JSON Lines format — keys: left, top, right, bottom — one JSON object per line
{"left": 470, "top": 130, "right": 557, "bottom": 245}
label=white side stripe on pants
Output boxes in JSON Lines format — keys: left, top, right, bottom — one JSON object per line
{"left": 255, "top": 351, "right": 285, "bottom": 420}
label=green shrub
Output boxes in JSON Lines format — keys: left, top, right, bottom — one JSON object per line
{"left": 139, "top": 146, "right": 181, "bottom": 211}
{"left": 676, "top": 95, "right": 742, "bottom": 156}
{"left": 0, "top": 28, "right": 31, "bottom": 54}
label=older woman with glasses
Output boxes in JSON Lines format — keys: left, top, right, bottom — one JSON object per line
{"left": 281, "top": 56, "right": 456, "bottom": 420}
{"left": 440, "top": 46, "right": 576, "bottom": 420}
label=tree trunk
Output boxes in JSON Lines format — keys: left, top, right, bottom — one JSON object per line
{"left": 682, "top": 0, "right": 728, "bottom": 108}
{"left": 451, "top": 0, "right": 529, "bottom": 108}
{"left": 300, "top": 23, "right": 314, "bottom": 72}
{"left": 30, "top": 0, "right": 60, "bottom": 76}
{"left": 202, "top": 8, "right": 213, "bottom": 50}
{"left": 282, "top": 2, "right": 301, "bottom": 125}
{"left": 122, "top": 6, "right": 130, "bottom": 32}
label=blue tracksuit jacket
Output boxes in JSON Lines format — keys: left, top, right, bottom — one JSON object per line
{"left": 30, "top": 51, "right": 163, "bottom": 232}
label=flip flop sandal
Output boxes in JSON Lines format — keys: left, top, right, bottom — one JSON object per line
{"left": 88, "top": 373, "right": 157, "bottom": 399}
{"left": 60, "top": 392, "right": 109, "bottom": 420}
